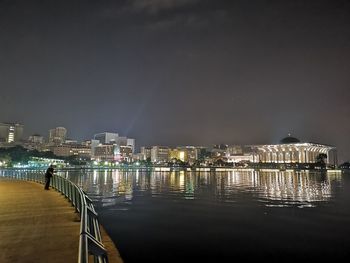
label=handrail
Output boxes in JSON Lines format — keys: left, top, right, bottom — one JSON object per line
{"left": 1, "top": 171, "right": 109, "bottom": 263}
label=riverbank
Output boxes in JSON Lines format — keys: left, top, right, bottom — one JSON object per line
{"left": 0, "top": 166, "right": 346, "bottom": 172}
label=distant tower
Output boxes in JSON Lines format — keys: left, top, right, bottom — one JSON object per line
{"left": 49, "top": 127, "right": 67, "bottom": 144}
{"left": 0, "top": 122, "right": 24, "bottom": 143}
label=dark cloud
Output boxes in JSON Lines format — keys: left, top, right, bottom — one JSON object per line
{"left": 99, "top": 0, "right": 228, "bottom": 31}
{"left": 130, "top": 0, "right": 200, "bottom": 14}
{"left": 0, "top": 0, "right": 350, "bottom": 162}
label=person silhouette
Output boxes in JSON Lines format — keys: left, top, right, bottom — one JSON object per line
{"left": 44, "top": 164, "right": 54, "bottom": 190}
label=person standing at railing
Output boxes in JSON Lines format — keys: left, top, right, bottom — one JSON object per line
{"left": 44, "top": 164, "right": 54, "bottom": 190}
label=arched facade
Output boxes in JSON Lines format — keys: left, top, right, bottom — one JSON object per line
{"left": 250, "top": 142, "right": 335, "bottom": 164}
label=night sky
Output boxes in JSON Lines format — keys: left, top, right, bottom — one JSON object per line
{"left": 0, "top": 0, "right": 349, "bottom": 161}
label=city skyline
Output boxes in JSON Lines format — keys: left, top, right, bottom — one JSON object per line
{"left": 0, "top": 121, "right": 341, "bottom": 165}
{"left": 1, "top": 1, "right": 349, "bottom": 161}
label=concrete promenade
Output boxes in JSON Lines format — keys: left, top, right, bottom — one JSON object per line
{"left": 0, "top": 180, "right": 123, "bottom": 263}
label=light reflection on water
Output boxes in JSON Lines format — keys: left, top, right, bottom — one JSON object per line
{"left": 1, "top": 169, "right": 349, "bottom": 262}
{"left": 53, "top": 169, "right": 343, "bottom": 208}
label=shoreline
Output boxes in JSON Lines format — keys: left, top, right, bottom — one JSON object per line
{"left": 0, "top": 166, "right": 345, "bottom": 172}
{"left": 100, "top": 225, "right": 124, "bottom": 263}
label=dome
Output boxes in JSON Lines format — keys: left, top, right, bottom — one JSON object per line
{"left": 279, "top": 135, "right": 300, "bottom": 144}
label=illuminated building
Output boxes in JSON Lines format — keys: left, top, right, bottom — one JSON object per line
{"left": 119, "top": 145, "right": 133, "bottom": 162}
{"left": 93, "top": 132, "right": 135, "bottom": 154}
{"left": 226, "top": 154, "right": 254, "bottom": 163}
{"left": 127, "top": 138, "right": 135, "bottom": 153}
{"left": 70, "top": 145, "right": 91, "bottom": 157}
{"left": 249, "top": 136, "right": 336, "bottom": 164}
{"left": 94, "top": 144, "right": 115, "bottom": 161}
{"left": 49, "top": 127, "right": 67, "bottom": 144}
{"left": 151, "top": 146, "right": 170, "bottom": 163}
{"left": 169, "top": 146, "right": 198, "bottom": 164}
{"left": 169, "top": 149, "right": 188, "bottom": 162}
{"left": 0, "top": 122, "right": 23, "bottom": 143}
{"left": 140, "top": 146, "right": 152, "bottom": 160}
{"left": 178, "top": 146, "right": 197, "bottom": 164}
{"left": 28, "top": 157, "right": 66, "bottom": 168}
{"left": 93, "top": 144, "right": 132, "bottom": 162}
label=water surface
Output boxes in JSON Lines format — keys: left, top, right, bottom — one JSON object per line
{"left": 2, "top": 169, "right": 350, "bottom": 262}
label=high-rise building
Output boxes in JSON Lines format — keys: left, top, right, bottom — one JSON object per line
{"left": 93, "top": 132, "right": 119, "bottom": 144}
{"left": 49, "top": 127, "right": 67, "bottom": 144}
{"left": 127, "top": 138, "right": 135, "bottom": 153}
{"left": 0, "top": 123, "right": 24, "bottom": 143}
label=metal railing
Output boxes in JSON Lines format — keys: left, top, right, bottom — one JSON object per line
{"left": 1, "top": 172, "right": 109, "bottom": 263}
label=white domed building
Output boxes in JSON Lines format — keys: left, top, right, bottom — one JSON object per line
{"left": 249, "top": 135, "right": 336, "bottom": 164}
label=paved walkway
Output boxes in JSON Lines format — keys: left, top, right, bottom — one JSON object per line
{"left": 0, "top": 180, "right": 81, "bottom": 263}
{"left": 0, "top": 179, "right": 124, "bottom": 263}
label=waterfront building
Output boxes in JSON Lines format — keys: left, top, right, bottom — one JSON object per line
{"left": 49, "top": 127, "right": 67, "bottom": 145}
{"left": 226, "top": 154, "right": 254, "bottom": 163}
{"left": 52, "top": 144, "right": 92, "bottom": 158}
{"left": 169, "top": 149, "right": 188, "bottom": 162}
{"left": 28, "top": 157, "right": 66, "bottom": 168}
{"left": 119, "top": 145, "right": 133, "bottom": 162}
{"left": 140, "top": 146, "right": 152, "bottom": 161}
{"left": 93, "top": 144, "right": 115, "bottom": 161}
{"left": 178, "top": 146, "right": 197, "bottom": 164}
{"left": 169, "top": 146, "right": 198, "bottom": 164}
{"left": 0, "top": 122, "right": 23, "bottom": 143}
{"left": 93, "top": 132, "right": 135, "bottom": 154}
{"left": 69, "top": 144, "right": 92, "bottom": 158}
{"left": 249, "top": 136, "right": 336, "bottom": 164}
{"left": 93, "top": 143, "right": 132, "bottom": 162}
{"left": 151, "top": 146, "right": 170, "bottom": 164}
{"left": 226, "top": 145, "right": 253, "bottom": 163}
